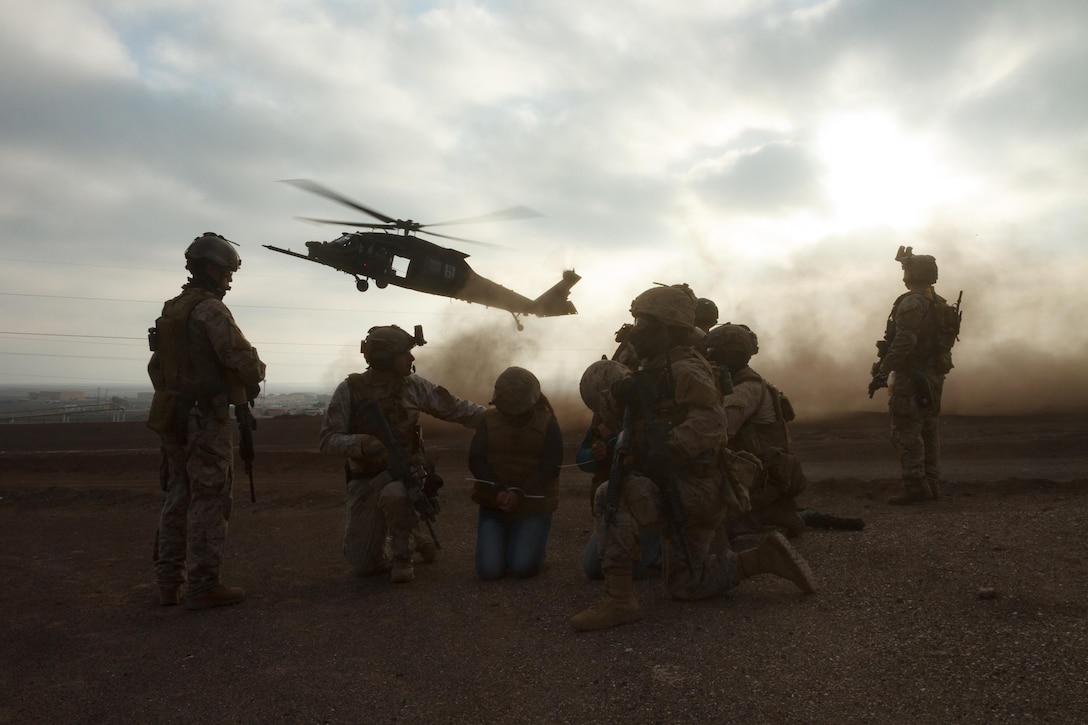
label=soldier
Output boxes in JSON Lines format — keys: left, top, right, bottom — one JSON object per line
{"left": 876, "top": 247, "right": 957, "bottom": 505}
{"left": 575, "top": 358, "right": 661, "bottom": 580}
{"left": 614, "top": 285, "right": 706, "bottom": 369}
{"left": 469, "top": 367, "right": 562, "bottom": 580}
{"left": 147, "top": 232, "right": 266, "bottom": 610}
{"left": 319, "top": 325, "right": 485, "bottom": 583}
{"left": 704, "top": 323, "right": 806, "bottom": 536}
{"left": 570, "top": 286, "right": 816, "bottom": 632}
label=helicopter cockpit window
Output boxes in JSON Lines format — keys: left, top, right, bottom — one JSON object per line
{"left": 391, "top": 254, "right": 410, "bottom": 279}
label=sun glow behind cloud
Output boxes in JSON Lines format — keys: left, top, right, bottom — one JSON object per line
{"left": 816, "top": 111, "right": 971, "bottom": 232}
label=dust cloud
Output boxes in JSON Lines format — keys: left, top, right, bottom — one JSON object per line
{"left": 680, "top": 235, "right": 1088, "bottom": 420}
{"left": 416, "top": 319, "right": 596, "bottom": 435}
{"left": 315, "top": 240, "right": 1088, "bottom": 435}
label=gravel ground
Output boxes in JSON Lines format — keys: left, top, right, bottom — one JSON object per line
{"left": 1, "top": 413, "right": 1086, "bottom": 724}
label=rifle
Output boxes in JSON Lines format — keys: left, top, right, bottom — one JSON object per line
{"left": 601, "top": 396, "right": 636, "bottom": 554}
{"left": 358, "top": 400, "right": 441, "bottom": 550}
{"left": 631, "top": 371, "right": 697, "bottom": 576}
{"left": 235, "top": 402, "right": 257, "bottom": 503}
{"left": 798, "top": 508, "right": 865, "bottom": 531}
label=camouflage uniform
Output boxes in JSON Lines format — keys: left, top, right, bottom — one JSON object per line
{"left": 723, "top": 367, "right": 806, "bottom": 525}
{"left": 319, "top": 372, "right": 484, "bottom": 576}
{"left": 882, "top": 288, "right": 947, "bottom": 500}
{"left": 591, "top": 346, "right": 742, "bottom": 600}
{"left": 572, "top": 287, "right": 815, "bottom": 632}
{"left": 149, "top": 286, "right": 266, "bottom": 599}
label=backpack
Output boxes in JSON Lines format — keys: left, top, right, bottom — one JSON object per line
{"left": 930, "top": 291, "right": 963, "bottom": 374}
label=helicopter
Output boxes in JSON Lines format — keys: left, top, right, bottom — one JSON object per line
{"left": 263, "top": 179, "right": 580, "bottom": 330}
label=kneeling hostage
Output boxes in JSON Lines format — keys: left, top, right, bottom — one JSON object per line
{"left": 469, "top": 367, "right": 562, "bottom": 580}
{"left": 571, "top": 285, "right": 817, "bottom": 633}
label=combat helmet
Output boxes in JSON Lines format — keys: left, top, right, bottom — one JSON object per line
{"left": 694, "top": 298, "right": 719, "bottom": 329}
{"left": 904, "top": 254, "right": 938, "bottom": 285}
{"left": 579, "top": 358, "right": 628, "bottom": 414}
{"left": 896, "top": 246, "right": 938, "bottom": 286}
{"left": 362, "top": 325, "right": 420, "bottom": 368}
{"left": 705, "top": 323, "right": 759, "bottom": 359}
{"left": 185, "top": 232, "right": 241, "bottom": 272}
{"left": 629, "top": 285, "right": 696, "bottom": 330}
{"left": 491, "top": 366, "right": 541, "bottom": 417}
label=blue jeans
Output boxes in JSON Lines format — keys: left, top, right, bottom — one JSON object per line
{"left": 581, "top": 529, "right": 662, "bottom": 580}
{"left": 475, "top": 507, "right": 553, "bottom": 580}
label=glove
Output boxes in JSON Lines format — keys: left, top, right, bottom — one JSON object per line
{"left": 359, "top": 436, "right": 388, "bottom": 469}
{"left": 423, "top": 473, "right": 444, "bottom": 498}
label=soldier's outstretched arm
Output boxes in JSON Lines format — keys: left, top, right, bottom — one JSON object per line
{"left": 409, "top": 376, "right": 486, "bottom": 428}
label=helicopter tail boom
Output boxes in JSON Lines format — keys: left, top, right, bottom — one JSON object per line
{"left": 529, "top": 269, "right": 580, "bottom": 317}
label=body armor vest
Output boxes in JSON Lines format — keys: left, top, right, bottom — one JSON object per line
{"left": 631, "top": 366, "right": 686, "bottom": 466}
{"left": 346, "top": 371, "right": 419, "bottom": 453}
{"left": 882, "top": 290, "right": 949, "bottom": 372}
{"left": 483, "top": 406, "right": 553, "bottom": 486}
{"left": 154, "top": 287, "right": 224, "bottom": 403}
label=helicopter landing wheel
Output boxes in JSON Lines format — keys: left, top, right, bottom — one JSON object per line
{"left": 375, "top": 277, "right": 389, "bottom": 289}
{"left": 356, "top": 279, "right": 369, "bottom": 292}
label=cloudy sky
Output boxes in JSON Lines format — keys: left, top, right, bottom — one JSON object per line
{"left": 2, "top": 0, "right": 1086, "bottom": 417}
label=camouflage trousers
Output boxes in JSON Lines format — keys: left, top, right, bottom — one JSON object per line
{"left": 889, "top": 373, "right": 945, "bottom": 485}
{"left": 592, "top": 472, "right": 741, "bottom": 601}
{"left": 344, "top": 474, "right": 422, "bottom": 576}
{"left": 155, "top": 409, "right": 234, "bottom": 596}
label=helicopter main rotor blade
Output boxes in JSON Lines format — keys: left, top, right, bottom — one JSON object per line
{"left": 425, "top": 205, "right": 543, "bottom": 228}
{"left": 424, "top": 230, "right": 506, "bottom": 248}
{"left": 295, "top": 216, "right": 396, "bottom": 230}
{"left": 280, "top": 179, "right": 397, "bottom": 225}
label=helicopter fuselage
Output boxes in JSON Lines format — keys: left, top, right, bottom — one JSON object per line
{"left": 304, "top": 231, "right": 472, "bottom": 296}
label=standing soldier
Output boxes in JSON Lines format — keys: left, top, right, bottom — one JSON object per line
{"left": 571, "top": 286, "right": 816, "bottom": 632}
{"left": 873, "top": 247, "right": 960, "bottom": 505}
{"left": 319, "top": 325, "right": 485, "bottom": 583}
{"left": 147, "top": 232, "right": 266, "bottom": 610}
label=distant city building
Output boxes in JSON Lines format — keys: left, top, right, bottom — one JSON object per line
{"left": 30, "top": 390, "right": 85, "bottom": 402}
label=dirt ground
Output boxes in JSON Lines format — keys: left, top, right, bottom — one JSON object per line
{"left": 2, "top": 411, "right": 1087, "bottom": 724}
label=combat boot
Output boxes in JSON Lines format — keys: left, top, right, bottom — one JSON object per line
{"left": 159, "top": 584, "right": 183, "bottom": 606}
{"left": 738, "top": 532, "right": 817, "bottom": 594}
{"left": 416, "top": 538, "right": 438, "bottom": 564}
{"left": 570, "top": 572, "right": 643, "bottom": 632}
{"left": 390, "top": 561, "right": 415, "bottom": 583}
{"left": 184, "top": 584, "right": 245, "bottom": 610}
{"left": 754, "top": 497, "right": 805, "bottom": 538}
{"left": 926, "top": 477, "right": 942, "bottom": 500}
{"left": 888, "top": 478, "right": 932, "bottom": 506}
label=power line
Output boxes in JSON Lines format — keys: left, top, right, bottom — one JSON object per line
{"left": 0, "top": 291, "right": 451, "bottom": 314}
